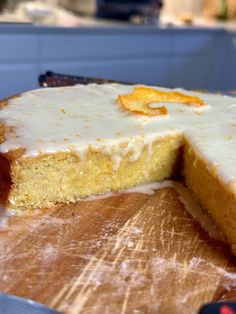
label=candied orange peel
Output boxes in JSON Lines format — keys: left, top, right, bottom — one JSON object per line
{"left": 117, "top": 87, "right": 205, "bottom": 116}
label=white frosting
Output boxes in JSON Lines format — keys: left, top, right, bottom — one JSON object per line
{"left": 0, "top": 83, "right": 236, "bottom": 194}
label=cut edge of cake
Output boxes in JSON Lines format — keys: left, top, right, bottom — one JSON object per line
{"left": 0, "top": 133, "right": 183, "bottom": 210}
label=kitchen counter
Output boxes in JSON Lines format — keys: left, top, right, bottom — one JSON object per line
{"left": 0, "top": 24, "right": 235, "bottom": 98}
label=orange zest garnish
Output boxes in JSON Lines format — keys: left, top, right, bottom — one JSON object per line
{"left": 117, "top": 87, "right": 205, "bottom": 116}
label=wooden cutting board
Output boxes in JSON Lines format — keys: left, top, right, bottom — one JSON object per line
{"left": 0, "top": 186, "right": 236, "bottom": 314}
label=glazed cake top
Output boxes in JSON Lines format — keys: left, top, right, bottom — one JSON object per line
{"left": 0, "top": 83, "right": 236, "bottom": 190}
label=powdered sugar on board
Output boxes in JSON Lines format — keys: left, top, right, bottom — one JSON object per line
{"left": 0, "top": 182, "right": 235, "bottom": 314}
{"left": 48, "top": 187, "right": 236, "bottom": 314}
{"left": 82, "top": 180, "right": 224, "bottom": 243}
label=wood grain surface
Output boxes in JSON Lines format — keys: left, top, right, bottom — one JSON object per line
{"left": 0, "top": 187, "right": 236, "bottom": 314}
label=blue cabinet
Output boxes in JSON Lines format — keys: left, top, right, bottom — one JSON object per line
{"left": 0, "top": 26, "right": 235, "bottom": 99}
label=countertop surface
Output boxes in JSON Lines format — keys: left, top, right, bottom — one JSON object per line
{"left": 0, "top": 22, "right": 235, "bottom": 35}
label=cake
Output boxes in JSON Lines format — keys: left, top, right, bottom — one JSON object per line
{"left": 0, "top": 84, "right": 236, "bottom": 252}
